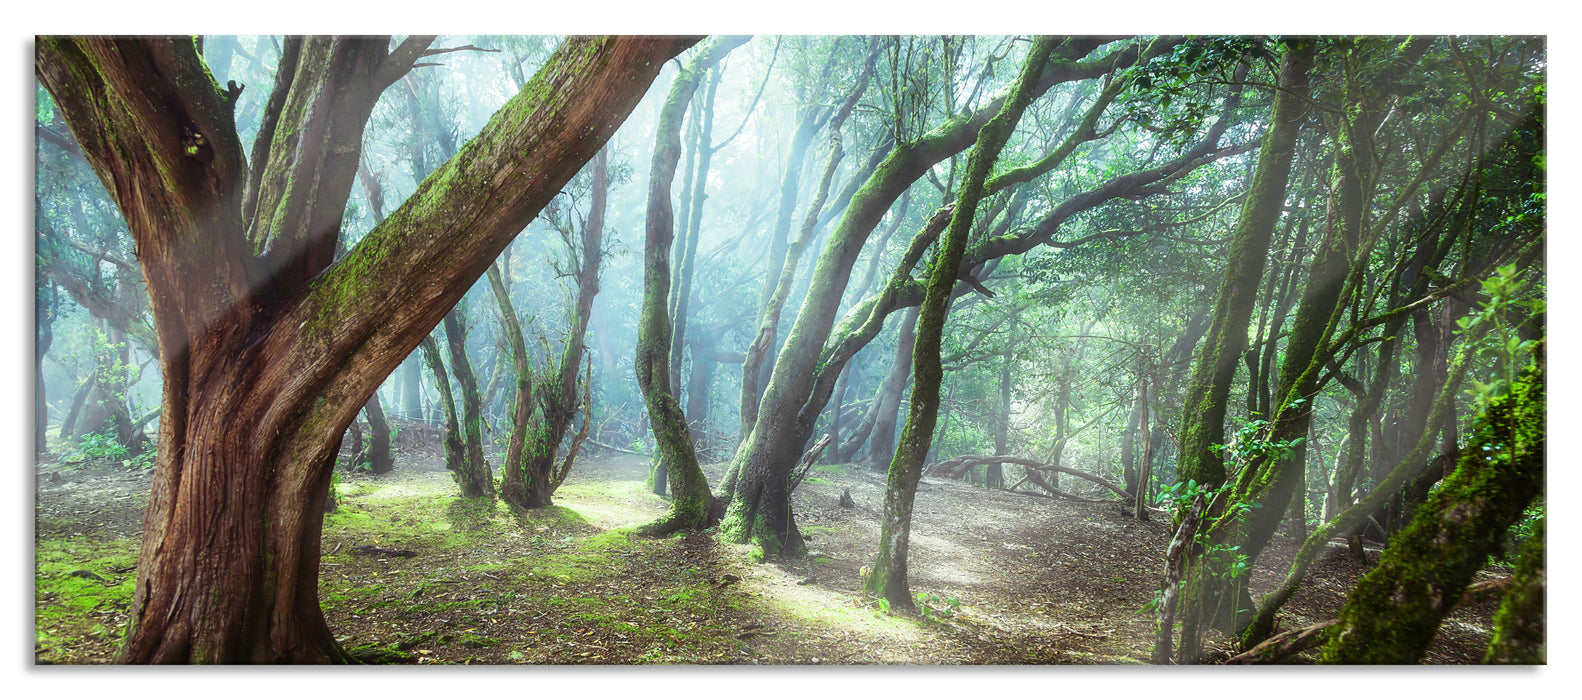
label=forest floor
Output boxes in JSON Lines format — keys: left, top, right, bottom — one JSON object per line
{"left": 34, "top": 439, "right": 1509, "bottom": 665}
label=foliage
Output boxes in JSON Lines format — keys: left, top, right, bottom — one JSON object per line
{"left": 1456, "top": 264, "right": 1543, "bottom": 409}
{"left": 915, "top": 592, "right": 961, "bottom": 622}
{"left": 1209, "top": 409, "right": 1307, "bottom": 468}
{"left": 61, "top": 431, "right": 128, "bottom": 464}
{"left": 1501, "top": 497, "right": 1543, "bottom": 564}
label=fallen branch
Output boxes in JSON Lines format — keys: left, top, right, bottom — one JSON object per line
{"left": 788, "top": 433, "right": 834, "bottom": 495}
{"left": 1223, "top": 577, "right": 1514, "bottom": 664}
{"left": 587, "top": 439, "right": 642, "bottom": 456}
{"left": 1058, "top": 624, "right": 1108, "bottom": 639}
{"left": 1223, "top": 620, "right": 1337, "bottom": 664}
{"left": 353, "top": 545, "right": 417, "bottom": 558}
{"left": 1006, "top": 488, "right": 1115, "bottom": 505}
{"left": 929, "top": 454, "right": 1129, "bottom": 499}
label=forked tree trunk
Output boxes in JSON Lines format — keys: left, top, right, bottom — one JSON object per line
{"left": 634, "top": 36, "right": 747, "bottom": 535}
{"left": 865, "top": 37, "right": 1055, "bottom": 608}
{"left": 37, "top": 35, "right": 689, "bottom": 663}
{"left": 494, "top": 147, "right": 608, "bottom": 509}
{"left": 444, "top": 309, "right": 493, "bottom": 498}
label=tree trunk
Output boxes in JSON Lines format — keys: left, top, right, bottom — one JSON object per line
{"left": 494, "top": 148, "right": 608, "bottom": 509}
{"left": 866, "top": 37, "right": 1055, "bottom": 608}
{"left": 419, "top": 335, "right": 466, "bottom": 485}
{"left": 361, "top": 393, "right": 393, "bottom": 474}
{"left": 669, "top": 67, "right": 720, "bottom": 410}
{"left": 687, "top": 353, "right": 715, "bottom": 453}
{"left": 1321, "top": 355, "right": 1543, "bottom": 663}
{"left": 36, "top": 284, "right": 56, "bottom": 453}
{"left": 1176, "top": 42, "right": 1315, "bottom": 491}
{"left": 1484, "top": 517, "right": 1545, "bottom": 664}
{"left": 38, "top": 35, "right": 689, "bottom": 663}
{"left": 867, "top": 307, "right": 919, "bottom": 470}
{"left": 988, "top": 344, "right": 1014, "bottom": 489}
{"left": 60, "top": 374, "right": 92, "bottom": 440}
{"left": 443, "top": 308, "right": 493, "bottom": 498}
{"left": 1133, "top": 371, "right": 1153, "bottom": 521}
{"left": 635, "top": 36, "right": 746, "bottom": 535}
{"left": 400, "top": 354, "right": 421, "bottom": 420}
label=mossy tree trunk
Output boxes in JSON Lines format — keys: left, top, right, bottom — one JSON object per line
{"left": 864, "top": 36, "right": 1056, "bottom": 609}
{"left": 36, "top": 35, "right": 690, "bottom": 663}
{"left": 443, "top": 308, "right": 493, "bottom": 498}
{"left": 419, "top": 335, "right": 466, "bottom": 485}
{"left": 1174, "top": 41, "right": 1315, "bottom": 492}
{"left": 635, "top": 36, "right": 749, "bottom": 535}
{"left": 1484, "top": 517, "right": 1544, "bottom": 664}
{"left": 1321, "top": 353, "right": 1544, "bottom": 663}
{"left": 494, "top": 147, "right": 609, "bottom": 509}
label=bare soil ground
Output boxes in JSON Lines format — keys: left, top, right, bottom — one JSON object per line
{"left": 33, "top": 444, "right": 1505, "bottom": 665}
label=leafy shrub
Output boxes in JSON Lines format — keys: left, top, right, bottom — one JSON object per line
{"left": 62, "top": 431, "right": 128, "bottom": 463}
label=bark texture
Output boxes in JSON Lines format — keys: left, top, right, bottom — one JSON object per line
{"left": 865, "top": 36, "right": 1056, "bottom": 608}
{"left": 1321, "top": 353, "right": 1544, "bottom": 664}
{"left": 37, "top": 34, "right": 692, "bottom": 663}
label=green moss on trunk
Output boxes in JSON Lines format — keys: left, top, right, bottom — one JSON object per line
{"left": 1321, "top": 355, "right": 1544, "bottom": 664}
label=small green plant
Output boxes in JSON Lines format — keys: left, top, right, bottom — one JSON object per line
{"left": 1457, "top": 263, "right": 1543, "bottom": 409}
{"left": 1211, "top": 407, "right": 1306, "bottom": 467}
{"left": 123, "top": 449, "right": 155, "bottom": 471}
{"left": 62, "top": 431, "right": 129, "bottom": 463}
{"left": 915, "top": 592, "right": 960, "bottom": 622}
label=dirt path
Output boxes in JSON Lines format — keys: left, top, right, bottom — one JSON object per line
{"left": 34, "top": 447, "right": 1505, "bottom": 664}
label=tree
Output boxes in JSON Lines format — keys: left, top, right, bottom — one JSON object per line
{"left": 1174, "top": 40, "right": 1315, "bottom": 492}
{"left": 634, "top": 36, "right": 749, "bottom": 535}
{"left": 721, "top": 36, "right": 1154, "bottom": 555}
{"left": 1322, "top": 348, "right": 1543, "bottom": 663}
{"left": 865, "top": 36, "right": 1056, "bottom": 609}
{"left": 493, "top": 146, "right": 608, "bottom": 509}
{"left": 36, "top": 34, "right": 693, "bottom": 663}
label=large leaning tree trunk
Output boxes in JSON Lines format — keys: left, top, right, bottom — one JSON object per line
{"left": 634, "top": 36, "right": 749, "bottom": 535}
{"left": 1321, "top": 350, "right": 1544, "bottom": 663}
{"left": 493, "top": 147, "right": 608, "bottom": 509}
{"left": 36, "top": 34, "right": 692, "bottom": 664}
{"left": 864, "top": 36, "right": 1056, "bottom": 610}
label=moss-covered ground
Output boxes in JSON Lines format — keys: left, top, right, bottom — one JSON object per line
{"left": 34, "top": 445, "right": 1508, "bottom": 664}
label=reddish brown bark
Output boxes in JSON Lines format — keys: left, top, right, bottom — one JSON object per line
{"left": 37, "top": 35, "right": 693, "bottom": 663}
